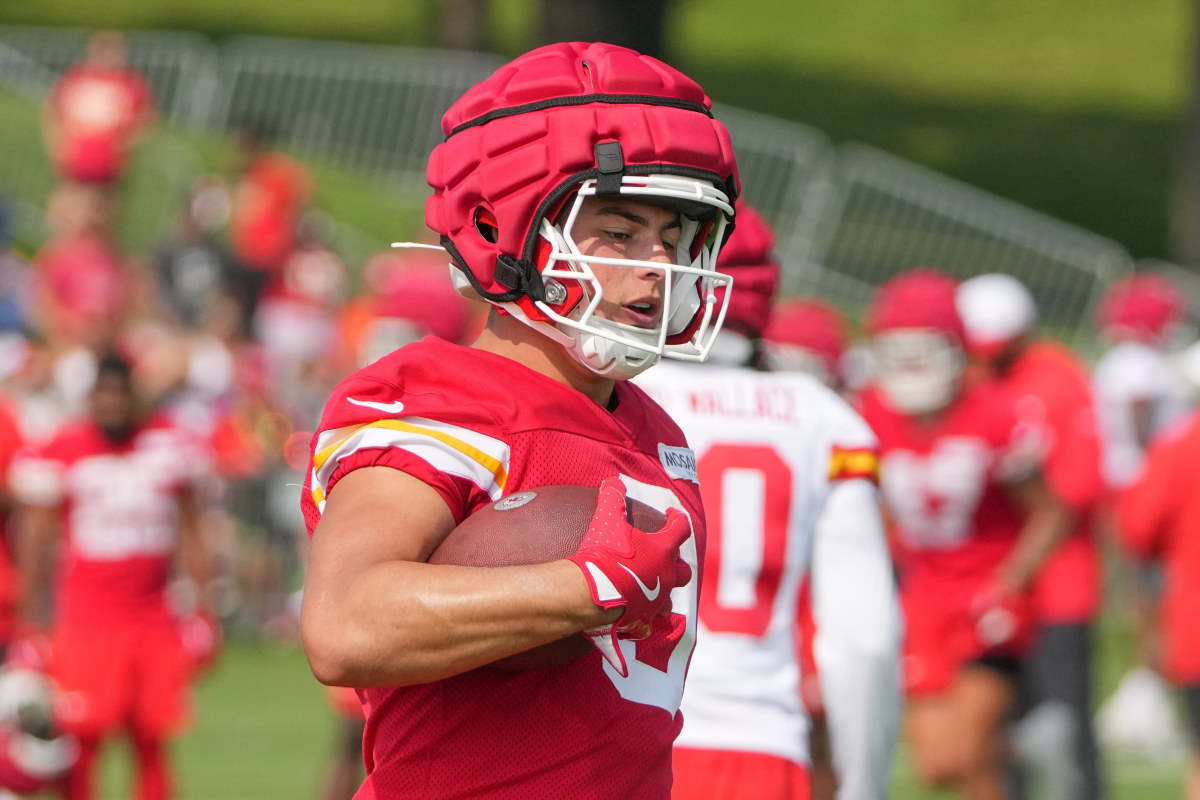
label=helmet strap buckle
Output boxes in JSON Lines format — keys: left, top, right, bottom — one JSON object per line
{"left": 594, "top": 141, "right": 625, "bottom": 195}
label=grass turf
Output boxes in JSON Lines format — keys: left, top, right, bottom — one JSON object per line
{"left": 47, "top": 634, "right": 1181, "bottom": 799}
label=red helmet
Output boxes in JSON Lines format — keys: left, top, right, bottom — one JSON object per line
{"left": 867, "top": 269, "right": 964, "bottom": 340}
{"left": 373, "top": 257, "right": 471, "bottom": 344}
{"left": 763, "top": 298, "right": 846, "bottom": 383}
{"left": 714, "top": 202, "right": 780, "bottom": 338}
{"left": 426, "top": 42, "right": 740, "bottom": 379}
{"left": 867, "top": 269, "right": 965, "bottom": 415}
{"left": 1096, "top": 273, "right": 1186, "bottom": 343}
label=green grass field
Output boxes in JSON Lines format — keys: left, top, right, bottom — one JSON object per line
{"left": 52, "top": 634, "right": 1180, "bottom": 799}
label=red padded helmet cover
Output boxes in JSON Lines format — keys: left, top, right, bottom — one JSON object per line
{"left": 867, "top": 268, "right": 964, "bottom": 341}
{"left": 764, "top": 298, "right": 847, "bottom": 370}
{"left": 1096, "top": 273, "right": 1185, "bottom": 341}
{"left": 714, "top": 202, "right": 779, "bottom": 337}
{"left": 426, "top": 42, "right": 740, "bottom": 300}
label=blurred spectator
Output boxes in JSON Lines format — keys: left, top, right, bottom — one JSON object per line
{"left": 1117, "top": 364, "right": 1200, "bottom": 796}
{"left": 857, "top": 269, "right": 1072, "bottom": 800}
{"left": 32, "top": 184, "right": 131, "bottom": 356}
{"left": 226, "top": 121, "right": 312, "bottom": 313}
{"left": 763, "top": 297, "right": 849, "bottom": 390}
{"left": 958, "top": 273, "right": 1107, "bottom": 800}
{"left": 10, "top": 352, "right": 217, "bottom": 800}
{"left": 1092, "top": 272, "right": 1192, "bottom": 491}
{"left": 336, "top": 248, "right": 475, "bottom": 373}
{"left": 153, "top": 180, "right": 245, "bottom": 332}
{"left": 41, "top": 30, "right": 155, "bottom": 190}
{"left": 253, "top": 213, "right": 347, "bottom": 423}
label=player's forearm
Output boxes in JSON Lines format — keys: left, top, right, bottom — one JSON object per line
{"left": 301, "top": 558, "right": 618, "bottom": 687}
{"left": 997, "top": 501, "right": 1074, "bottom": 593}
{"left": 14, "top": 506, "right": 57, "bottom": 629}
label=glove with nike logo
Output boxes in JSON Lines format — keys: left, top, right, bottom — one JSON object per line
{"left": 566, "top": 476, "right": 692, "bottom": 677}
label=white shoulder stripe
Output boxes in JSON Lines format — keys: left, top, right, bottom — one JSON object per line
{"left": 310, "top": 416, "right": 510, "bottom": 513}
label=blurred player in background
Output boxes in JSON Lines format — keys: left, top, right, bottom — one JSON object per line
{"left": 1092, "top": 272, "right": 1191, "bottom": 491}
{"left": 762, "top": 297, "right": 850, "bottom": 392}
{"left": 957, "top": 273, "right": 1106, "bottom": 800}
{"left": 10, "top": 353, "right": 217, "bottom": 800}
{"left": 636, "top": 203, "right": 901, "bottom": 800}
{"left": 1117, "top": 346, "right": 1200, "bottom": 800}
{"left": 857, "top": 269, "right": 1072, "bottom": 800}
{"left": 41, "top": 30, "right": 155, "bottom": 194}
{"left": 1091, "top": 272, "right": 1194, "bottom": 763}
{"left": 300, "top": 41, "right": 739, "bottom": 798}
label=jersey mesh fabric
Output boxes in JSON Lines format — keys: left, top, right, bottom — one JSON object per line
{"left": 304, "top": 339, "right": 706, "bottom": 799}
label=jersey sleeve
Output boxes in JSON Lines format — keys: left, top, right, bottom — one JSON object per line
{"left": 302, "top": 371, "right": 509, "bottom": 536}
{"left": 9, "top": 443, "right": 65, "bottom": 508}
{"left": 812, "top": 396, "right": 902, "bottom": 797}
{"left": 989, "top": 388, "right": 1045, "bottom": 485}
{"left": 1117, "top": 421, "right": 1190, "bottom": 559}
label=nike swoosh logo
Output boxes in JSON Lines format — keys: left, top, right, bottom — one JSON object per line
{"left": 617, "top": 563, "right": 661, "bottom": 601}
{"left": 347, "top": 397, "right": 406, "bottom": 414}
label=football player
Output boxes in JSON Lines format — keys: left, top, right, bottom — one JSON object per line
{"left": 857, "top": 269, "right": 1073, "bottom": 800}
{"left": 1117, "top": 380, "right": 1200, "bottom": 800}
{"left": 957, "top": 273, "right": 1107, "bottom": 800}
{"left": 635, "top": 203, "right": 901, "bottom": 800}
{"left": 763, "top": 297, "right": 850, "bottom": 391}
{"left": 300, "top": 42, "right": 739, "bottom": 798}
{"left": 1091, "top": 272, "right": 1191, "bottom": 491}
{"left": 10, "top": 352, "right": 216, "bottom": 800}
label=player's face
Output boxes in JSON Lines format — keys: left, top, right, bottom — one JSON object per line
{"left": 90, "top": 372, "right": 136, "bottom": 440}
{"left": 570, "top": 196, "right": 681, "bottom": 330}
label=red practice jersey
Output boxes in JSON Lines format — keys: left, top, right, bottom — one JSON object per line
{"left": 10, "top": 416, "right": 207, "bottom": 629}
{"left": 302, "top": 338, "right": 707, "bottom": 800}
{"left": 998, "top": 341, "right": 1104, "bottom": 624}
{"left": 860, "top": 382, "right": 1038, "bottom": 692}
{"left": 1118, "top": 411, "right": 1200, "bottom": 685}
{"left": 46, "top": 65, "right": 154, "bottom": 184}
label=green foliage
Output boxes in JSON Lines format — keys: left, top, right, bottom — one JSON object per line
{"left": 0, "top": 0, "right": 1187, "bottom": 257}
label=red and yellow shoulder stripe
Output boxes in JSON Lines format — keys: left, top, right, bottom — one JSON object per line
{"left": 828, "top": 445, "right": 880, "bottom": 484}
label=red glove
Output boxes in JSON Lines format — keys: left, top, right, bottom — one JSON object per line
{"left": 567, "top": 477, "right": 692, "bottom": 677}
{"left": 178, "top": 612, "right": 223, "bottom": 677}
{"left": 6, "top": 626, "right": 52, "bottom": 673}
{"left": 969, "top": 582, "right": 1028, "bottom": 648}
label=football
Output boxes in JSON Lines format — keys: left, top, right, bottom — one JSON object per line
{"left": 428, "top": 484, "right": 668, "bottom": 670}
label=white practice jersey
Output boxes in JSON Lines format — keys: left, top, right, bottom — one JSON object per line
{"left": 1092, "top": 341, "right": 1191, "bottom": 489}
{"left": 636, "top": 362, "right": 900, "bottom": 796}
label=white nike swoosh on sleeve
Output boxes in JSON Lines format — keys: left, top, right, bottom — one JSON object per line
{"left": 347, "top": 398, "right": 406, "bottom": 414}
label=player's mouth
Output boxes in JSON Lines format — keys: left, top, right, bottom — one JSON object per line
{"left": 622, "top": 298, "right": 662, "bottom": 328}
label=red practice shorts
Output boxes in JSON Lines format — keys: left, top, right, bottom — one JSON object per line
{"left": 673, "top": 748, "right": 810, "bottom": 800}
{"left": 901, "top": 577, "right": 1031, "bottom": 697}
{"left": 51, "top": 623, "right": 190, "bottom": 739}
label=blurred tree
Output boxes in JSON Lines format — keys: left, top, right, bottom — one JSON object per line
{"left": 538, "top": 0, "right": 670, "bottom": 59}
{"left": 437, "top": 0, "right": 491, "bottom": 51}
{"left": 1170, "top": 0, "right": 1200, "bottom": 268}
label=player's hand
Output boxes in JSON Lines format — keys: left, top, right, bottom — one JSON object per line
{"left": 566, "top": 476, "right": 692, "bottom": 676}
{"left": 6, "top": 625, "right": 52, "bottom": 673}
{"left": 178, "top": 611, "right": 223, "bottom": 677}
{"left": 969, "top": 581, "right": 1027, "bottom": 648}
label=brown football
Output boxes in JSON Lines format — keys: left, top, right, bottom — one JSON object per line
{"left": 428, "top": 484, "right": 668, "bottom": 670}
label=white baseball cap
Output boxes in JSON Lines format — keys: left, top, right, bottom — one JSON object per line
{"left": 956, "top": 273, "right": 1037, "bottom": 356}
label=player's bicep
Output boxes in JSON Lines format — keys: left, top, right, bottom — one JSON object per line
{"left": 310, "top": 466, "right": 457, "bottom": 581}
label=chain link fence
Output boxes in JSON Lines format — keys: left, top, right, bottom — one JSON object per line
{"left": 0, "top": 25, "right": 1142, "bottom": 348}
